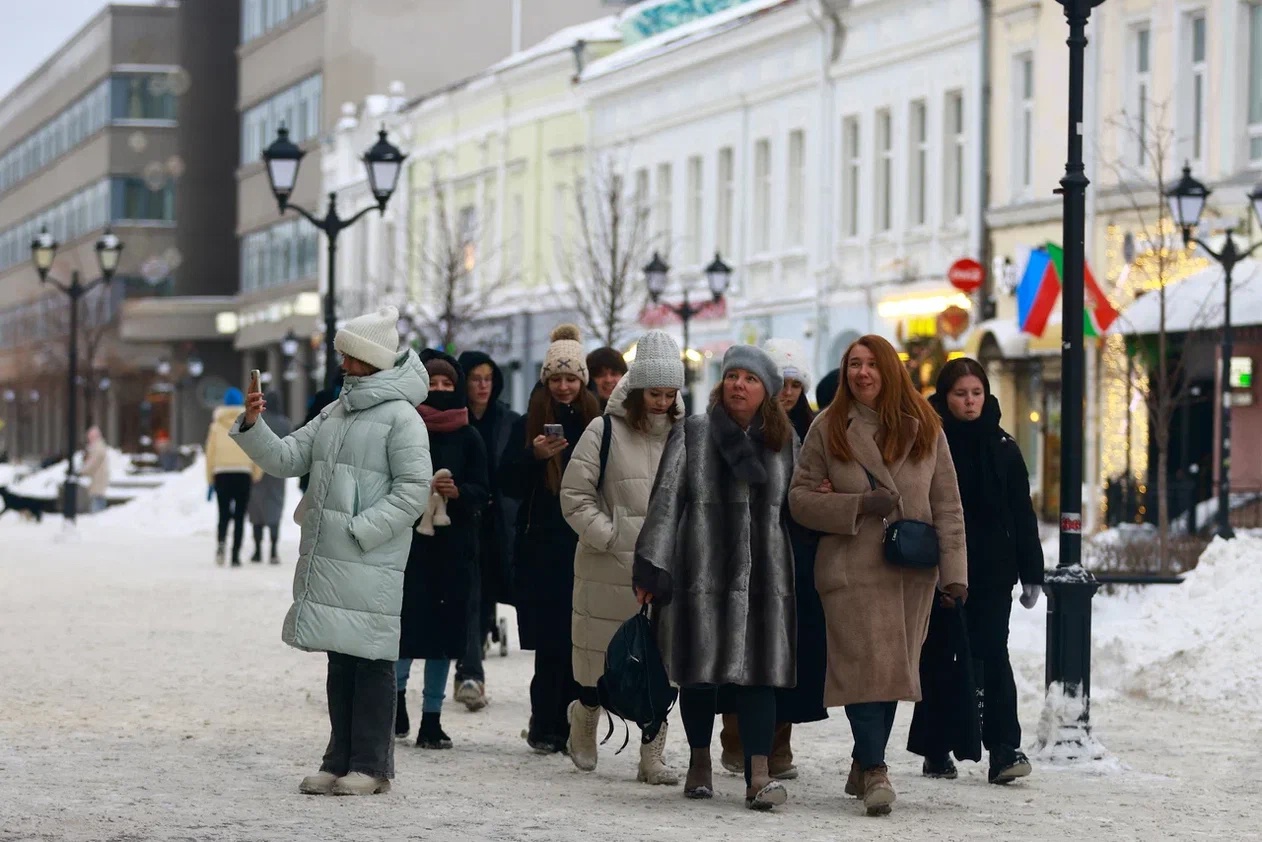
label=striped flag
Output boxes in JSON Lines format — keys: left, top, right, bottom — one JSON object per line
{"left": 1016, "top": 243, "right": 1118, "bottom": 338}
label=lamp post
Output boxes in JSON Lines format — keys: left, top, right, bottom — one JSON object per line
{"left": 30, "top": 226, "right": 123, "bottom": 523}
{"left": 167, "top": 352, "right": 204, "bottom": 447}
{"left": 262, "top": 126, "right": 406, "bottom": 390}
{"left": 644, "top": 251, "right": 732, "bottom": 413}
{"left": 1165, "top": 164, "right": 1262, "bottom": 540}
{"left": 1043, "top": 0, "right": 1104, "bottom": 757}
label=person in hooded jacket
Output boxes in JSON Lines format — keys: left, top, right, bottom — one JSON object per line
{"left": 246, "top": 390, "right": 292, "bottom": 563}
{"left": 560, "top": 329, "right": 685, "bottom": 784}
{"left": 815, "top": 369, "right": 840, "bottom": 412}
{"left": 396, "top": 352, "right": 489, "bottom": 750}
{"left": 500, "top": 324, "right": 602, "bottom": 754}
{"left": 205, "top": 387, "right": 262, "bottom": 566}
{"left": 454, "top": 349, "right": 522, "bottom": 711}
{"left": 911, "top": 357, "right": 1043, "bottom": 785}
{"left": 231, "top": 305, "right": 432, "bottom": 797}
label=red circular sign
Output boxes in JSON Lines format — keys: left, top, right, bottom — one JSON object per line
{"left": 947, "top": 258, "right": 985, "bottom": 293}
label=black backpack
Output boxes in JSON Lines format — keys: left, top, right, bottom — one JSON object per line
{"left": 596, "top": 605, "right": 677, "bottom": 748}
{"left": 595, "top": 415, "right": 613, "bottom": 492}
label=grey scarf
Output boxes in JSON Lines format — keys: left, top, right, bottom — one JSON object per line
{"left": 708, "top": 403, "right": 768, "bottom": 485}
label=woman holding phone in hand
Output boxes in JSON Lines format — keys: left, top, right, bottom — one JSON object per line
{"left": 500, "top": 325, "right": 601, "bottom": 754}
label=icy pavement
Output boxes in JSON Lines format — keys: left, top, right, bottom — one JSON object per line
{"left": 1, "top": 474, "right": 1260, "bottom": 840}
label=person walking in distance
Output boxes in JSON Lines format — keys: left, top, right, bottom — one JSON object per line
{"left": 454, "top": 350, "right": 522, "bottom": 709}
{"left": 561, "top": 330, "right": 685, "bottom": 784}
{"left": 910, "top": 358, "right": 1041, "bottom": 785}
{"left": 634, "top": 345, "right": 798, "bottom": 811}
{"left": 82, "top": 426, "right": 110, "bottom": 514}
{"left": 396, "top": 352, "right": 489, "bottom": 749}
{"left": 586, "top": 346, "right": 628, "bottom": 411}
{"left": 206, "top": 387, "right": 261, "bottom": 566}
{"left": 231, "top": 305, "right": 432, "bottom": 796}
{"left": 500, "top": 325, "right": 601, "bottom": 754}
{"left": 246, "top": 390, "right": 292, "bottom": 563}
{"left": 788, "top": 335, "right": 966, "bottom": 816}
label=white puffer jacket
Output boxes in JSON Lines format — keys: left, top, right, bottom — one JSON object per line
{"left": 560, "top": 377, "right": 684, "bottom": 686}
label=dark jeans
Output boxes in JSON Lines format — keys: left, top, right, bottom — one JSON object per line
{"left": 320, "top": 652, "right": 396, "bottom": 779}
{"left": 680, "top": 685, "right": 775, "bottom": 786}
{"left": 252, "top": 523, "right": 279, "bottom": 557}
{"left": 454, "top": 554, "right": 485, "bottom": 684}
{"left": 967, "top": 591, "right": 1022, "bottom": 755}
{"left": 846, "top": 701, "right": 897, "bottom": 770}
{"left": 529, "top": 642, "right": 578, "bottom": 743}
{"left": 213, "top": 473, "right": 251, "bottom": 557}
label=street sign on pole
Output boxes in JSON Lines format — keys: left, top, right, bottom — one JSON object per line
{"left": 947, "top": 258, "right": 985, "bottom": 294}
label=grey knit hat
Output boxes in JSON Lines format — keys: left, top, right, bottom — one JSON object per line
{"left": 627, "top": 330, "right": 684, "bottom": 390}
{"left": 720, "top": 344, "right": 783, "bottom": 397}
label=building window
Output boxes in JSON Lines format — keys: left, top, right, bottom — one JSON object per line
{"left": 874, "top": 110, "right": 892, "bottom": 233}
{"left": 240, "top": 218, "right": 317, "bottom": 293}
{"left": 716, "top": 147, "right": 734, "bottom": 257}
{"left": 0, "top": 179, "right": 113, "bottom": 273}
{"left": 111, "top": 177, "right": 176, "bottom": 221}
{"left": 943, "top": 91, "right": 965, "bottom": 221}
{"left": 786, "top": 129, "right": 806, "bottom": 247}
{"left": 0, "top": 78, "right": 114, "bottom": 197}
{"left": 908, "top": 101, "right": 928, "bottom": 227}
{"left": 242, "top": 0, "right": 315, "bottom": 44}
{"left": 1249, "top": 4, "right": 1262, "bottom": 163}
{"left": 1128, "top": 24, "right": 1151, "bottom": 167}
{"left": 655, "top": 163, "right": 673, "bottom": 254}
{"left": 685, "top": 155, "right": 703, "bottom": 264}
{"left": 240, "top": 74, "right": 322, "bottom": 165}
{"left": 110, "top": 74, "right": 178, "bottom": 121}
{"left": 1014, "top": 54, "right": 1034, "bottom": 195}
{"left": 1181, "top": 13, "right": 1208, "bottom": 165}
{"left": 841, "top": 115, "right": 860, "bottom": 237}
{"left": 753, "top": 139, "right": 771, "bottom": 251}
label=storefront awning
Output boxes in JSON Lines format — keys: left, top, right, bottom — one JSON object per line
{"left": 964, "top": 317, "right": 1061, "bottom": 360}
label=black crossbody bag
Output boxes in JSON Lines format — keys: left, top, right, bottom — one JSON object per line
{"left": 863, "top": 469, "right": 939, "bottom": 570}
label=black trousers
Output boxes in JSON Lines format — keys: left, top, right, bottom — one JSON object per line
{"left": 252, "top": 523, "right": 279, "bottom": 557}
{"left": 454, "top": 553, "right": 485, "bottom": 683}
{"left": 966, "top": 591, "right": 1022, "bottom": 755}
{"left": 846, "top": 701, "right": 897, "bottom": 770}
{"left": 320, "top": 652, "right": 396, "bottom": 779}
{"left": 679, "top": 685, "right": 775, "bottom": 786}
{"left": 529, "top": 645, "right": 578, "bottom": 743}
{"left": 213, "top": 473, "right": 251, "bottom": 556}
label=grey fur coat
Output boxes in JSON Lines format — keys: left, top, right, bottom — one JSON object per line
{"left": 632, "top": 406, "right": 798, "bottom": 689}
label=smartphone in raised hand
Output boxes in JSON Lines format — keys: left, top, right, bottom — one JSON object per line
{"left": 543, "top": 423, "right": 564, "bottom": 439}
{"left": 249, "top": 369, "right": 261, "bottom": 395}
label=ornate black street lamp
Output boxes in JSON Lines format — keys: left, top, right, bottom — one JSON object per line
{"left": 644, "top": 251, "right": 732, "bottom": 412}
{"left": 30, "top": 226, "right": 123, "bottom": 523}
{"left": 262, "top": 126, "right": 406, "bottom": 389}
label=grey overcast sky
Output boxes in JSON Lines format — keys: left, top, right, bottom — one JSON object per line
{"left": 0, "top": 1, "right": 127, "bottom": 102}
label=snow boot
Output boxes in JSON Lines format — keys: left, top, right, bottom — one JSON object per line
{"left": 683, "top": 748, "right": 713, "bottom": 799}
{"left": 567, "top": 701, "right": 600, "bottom": 772}
{"left": 455, "top": 679, "right": 488, "bottom": 712}
{"left": 862, "top": 765, "right": 896, "bottom": 816}
{"left": 923, "top": 756, "right": 958, "bottom": 779}
{"left": 214, "top": 543, "right": 225, "bottom": 565}
{"left": 719, "top": 713, "right": 743, "bottom": 774}
{"left": 394, "top": 691, "right": 410, "bottom": 738}
{"left": 250, "top": 547, "right": 262, "bottom": 563}
{"left": 331, "top": 772, "right": 390, "bottom": 796}
{"left": 637, "top": 723, "right": 679, "bottom": 785}
{"left": 769, "top": 722, "right": 797, "bottom": 780}
{"left": 745, "top": 755, "right": 788, "bottom": 811}
{"left": 844, "top": 758, "right": 863, "bottom": 798}
{"left": 299, "top": 770, "right": 338, "bottom": 795}
{"left": 989, "top": 749, "right": 1032, "bottom": 784}
{"left": 416, "top": 712, "right": 453, "bottom": 749}
{"left": 269, "top": 552, "right": 280, "bottom": 565}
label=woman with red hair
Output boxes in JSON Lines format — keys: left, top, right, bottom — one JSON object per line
{"left": 788, "top": 335, "right": 966, "bottom": 816}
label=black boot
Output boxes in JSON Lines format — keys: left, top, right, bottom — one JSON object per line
{"left": 250, "top": 546, "right": 262, "bottom": 563}
{"left": 922, "top": 756, "right": 958, "bottom": 779}
{"left": 417, "top": 712, "right": 453, "bottom": 749}
{"left": 989, "top": 748, "right": 1032, "bottom": 785}
{"left": 395, "top": 691, "right": 410, "bottom": 738}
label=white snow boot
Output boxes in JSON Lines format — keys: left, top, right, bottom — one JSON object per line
{"left": 298, "top": 770, "right": 338, "bottom": 795}
{"left": 331, "top": 772, "right": 391, "bottom": 796}
{"left": 637, "top": 723, "right": 679, "bottom": 785}
{"left": 567, "top": 700, "right": 600, "bottom": 771}
{"left": 455, "top": 679, "right": 488, "bottom": 712}
{"left": 215, "top": 543, "right": 225, "bottom": 565}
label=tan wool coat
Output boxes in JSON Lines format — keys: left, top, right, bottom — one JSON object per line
{"left": 788, "top": 402, "right": 966, "bottom": 707}
{"left": 560, "top": 378, "right": 682, "bottom": 686}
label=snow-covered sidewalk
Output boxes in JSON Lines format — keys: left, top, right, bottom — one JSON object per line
{"left": 2, "top": 477, "right": 1260, "bottom": 840}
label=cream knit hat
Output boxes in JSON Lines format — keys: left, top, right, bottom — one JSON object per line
{"left": 540, "top": 324, "right": 589, "bottom": 384}
{"left": 334, "top": 305, "right": 402, "bottom": 372}
{"left": 762, "top": 337, "right": 813, "bottom": 392}
{"left": 627, "top": 330, "right": 684, "bottom": 390}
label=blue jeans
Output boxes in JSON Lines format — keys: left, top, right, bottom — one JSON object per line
{"left": 90, "top": 496, "right": 107, "bottom": 513}
{"left": 395, "top": 658, "right": 452, "bottom": 714}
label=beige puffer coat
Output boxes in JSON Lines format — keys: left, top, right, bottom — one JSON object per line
{"left": 561, "top": 377, "right": 684, "bottom": 687}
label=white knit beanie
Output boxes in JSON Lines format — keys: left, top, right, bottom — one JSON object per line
{"left": 627, "top": 330, "right": 684, "bottom": 390}
{"left": 762, "top": 337, "right": 813, "bottom": 393}
{"left": 540, "top": 324, "right": 589, "bottom": 384}
{"left": 334, "top": 305, "right": 402, "bottom": 372}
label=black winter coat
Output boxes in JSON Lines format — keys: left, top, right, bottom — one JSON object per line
{"left": 399, "top": 354, "right": 490, "bottom": 661}
{"left": 929, "top": 394, "right": 1044, "bottom": 591}
{"left": 500, "top": 398, "right": 587, "bottom": 652}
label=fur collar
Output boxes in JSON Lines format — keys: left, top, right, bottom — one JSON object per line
{"left": 708, "top": 403, "right": 768, "bottom": 485}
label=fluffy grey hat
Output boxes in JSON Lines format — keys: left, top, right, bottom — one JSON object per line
{"left": 720, "top": 344, "right": 783, "bottom": 398}
{"left": 627, "top": 330, "right": 684, "bottom": 390}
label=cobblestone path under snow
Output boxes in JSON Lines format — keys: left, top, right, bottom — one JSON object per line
{"left": 2, "top": 513, "right": 1260, "bottom": 842}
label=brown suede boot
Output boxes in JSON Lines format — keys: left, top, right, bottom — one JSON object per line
{"left": 844, "top": 758, "right": 863, "bottom": 797}
{"left": 769, "top": 722, "right": 797, "bottom": 780}
{"left": 862, "top": 765, "right": 896, "bottom": 816}
{"left": 718, "top": 713, "right": 743, "bottom": 774}
{"left": 745, "top": 755, "right": 788, "bottom": 811}
{"left": 684, "top": 748, "right": 713, "bottom": 799}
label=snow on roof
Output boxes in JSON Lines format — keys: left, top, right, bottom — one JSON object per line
{"left": 487, "top": 15, "right": 623, "bottom": 74}
{"left": 581, "top": 0, "right": 795, "bottom": 82}
{"left": 1110, "top": 258, "right": 1261, "bottom": 336}
{"left": 972, "top": 318, "right": 1029, "bottom": 358}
